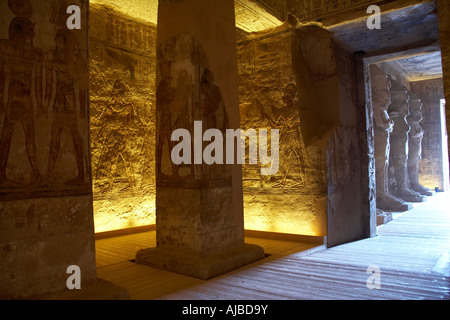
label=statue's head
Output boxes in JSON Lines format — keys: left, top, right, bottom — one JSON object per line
{"left": 388, "top": 77, "right": 410, "bottom": 116}
{"left": 370, "top": 65, "right": 391, "bottom": 108}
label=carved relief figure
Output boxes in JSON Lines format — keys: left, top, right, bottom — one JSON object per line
{"left": 311, "top": 0, "right": 324, "bottom": 17}
{"left": 201, "top": 68, "right": 229, "bottom": 132}
{"left": 46, "top": 28, "right": 88, "bottom": 185}
{"left": 407, "top": 94, "right": 433, "bottom": 196}
{"left": 255, "top": 82, "right": 309, "bottom": 188}
{"left": 156, "top": 36, "right": 195, "bottom": 179}
{"left": 106, "top": 48, "right": 138, "bottom": 79}
{"left": 200, "top": 67, "right": 229, "bottom": 177}
{"left": 156, "top": 77, "right": 176, "bottom": 178}
{"left": 94, "top": 79, "right": 140, "bottom": 192}
{"left": 0, "top": 0, "right": 91, "bottom": 198}
{"left": 0, "top": 16, "right": 45, "bottom": 186}
{"left": 370, "top": 65, "right": 411, "bottom": 211}
{"left": 388, "top": 79, "right": 426, "bottom": 203}
{"left": 89, "top": 5, "right": 158, "bottom": 205}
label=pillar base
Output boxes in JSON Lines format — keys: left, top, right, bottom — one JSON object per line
{"left": 393, "top": 188, "right": 427, "bottom": 203}
{"left": 377, "top": 194, "right": 412, "bottom": 212}
{"left": 410, "top": 184, "right": 434, "bottom": 196}
{"left": 376, "top": 209, "right": 393, "bottom": 226}
{"left": 135, "top": 243, "right": 265, "bottom": 280}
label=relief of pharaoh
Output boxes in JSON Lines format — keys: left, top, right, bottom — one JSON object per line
{"left": 46, "top": 28, "right": 88, "bottom": 186}
{"left": 0, "top": 17, "right": 46, "bottom": 186}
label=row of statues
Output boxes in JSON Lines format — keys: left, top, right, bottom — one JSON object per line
{"left": 371, "top": 64, "right": 433, "bottom": 219}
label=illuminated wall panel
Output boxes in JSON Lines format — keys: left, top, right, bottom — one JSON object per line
{"left": 89, "top": 4, "right": 157, "bottom": 232}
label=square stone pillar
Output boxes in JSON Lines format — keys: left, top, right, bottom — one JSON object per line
{"left": 135, "top": 0, "right": 264, "bottom": 280}
{"left": 0, "top": 0, "right": 127, "bottom": 299}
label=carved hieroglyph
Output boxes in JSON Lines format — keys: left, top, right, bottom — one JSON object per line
{"left": 287, "top": 0, "right": 382, "bottom": 23}
{"left": 370, "top": 65, "right": 411, "bottom": 212}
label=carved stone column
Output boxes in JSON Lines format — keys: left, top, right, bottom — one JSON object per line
{"left": 135, "top": 0, "right": 264, "bottom": 280}
{"left": 0, "top": 0, "right": 127, "bottom": 299}
{"left": 388, "top": 79, "right": 426, "bottom": 203}
{"left": 407, "top": 93, "right": 433, "bottom": 196}
{"left": 370, "top": 65, "right": 411, "bottom": 213}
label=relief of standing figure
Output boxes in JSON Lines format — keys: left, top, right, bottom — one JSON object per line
{"left": 0, "top": 17, "right": 45, "bottom": 186}
{"left": 46, "top": 28, "right": 88, "bottom": 185}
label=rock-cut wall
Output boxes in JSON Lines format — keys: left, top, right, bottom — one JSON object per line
{"left": 236, "top": 25, "right": 328, "bottom": 236}
{"left": 89, "top": 4, "right": 157, "bottom": 233}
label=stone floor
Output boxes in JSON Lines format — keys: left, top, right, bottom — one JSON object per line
{"left": 95, "top": 192, "right": 450, "bottom": 300}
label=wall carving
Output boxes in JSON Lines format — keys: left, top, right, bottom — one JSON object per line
{"left": 287, "top": 0, "right": 375, "bottom": 22}
{"left": 0, "top": 0, "right": 97, "bottom": 299}
{"left": 156, "top": 33, "right": 232, "bottom": 187}
{"left": 410, "top": 78, "right": 446, "bottom": 190}
{"left": 89, "top": 4, "right": 157, "bottom": 232}
{"left": 237, "top": 27, "right": 327, "bottom": 236}
{"left": 0, "top": 0, "right": 90, "bottom": 201}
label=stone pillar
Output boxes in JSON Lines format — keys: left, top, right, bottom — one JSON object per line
{"left": 407, "top": 93, "right": 433, "bottom": 196}
{"left": 388, "top": 79, "right": 426, "bottom": 203}
{"left": 370, "top": 65, "right": 411, "bottom": 213}
{"left": 135, "top": 0, "right": 264, "bottom": 280}
{"left": 0, "top": 0, "right": 126, "bottom": 299}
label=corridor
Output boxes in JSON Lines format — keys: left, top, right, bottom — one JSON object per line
{"left": 95, "top": 192, "right": 450, "bottom": 300}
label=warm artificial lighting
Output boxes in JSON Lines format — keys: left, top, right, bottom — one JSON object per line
{"left": 90, "top": 0, "right": 283, "bottom": 32}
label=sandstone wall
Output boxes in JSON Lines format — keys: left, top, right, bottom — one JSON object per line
{"left": 0, "top": 0, "right": 95, "bottom": 298}
{"left": 236, "top": 26, "right": 328, "bottom": 236}
{"left": 410, "top": 78, "right": 446, "bottom": 190}
{"left": 89, "top": 4, "right": 157, "bottom": 233}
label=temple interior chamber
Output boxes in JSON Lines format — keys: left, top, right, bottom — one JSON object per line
{"left": 1, "top": 0, "right": 449, "bottom": 300}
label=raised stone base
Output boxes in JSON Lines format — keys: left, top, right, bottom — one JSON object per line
{"left": 42, "top": 278, "right": 129, "bottom": 300}
{"left": 376, "top": 209, "right": 393, "bottom": 226}
{"left": 393, "top": 188, "right": 427, "bottom": 203}
{"left": 410, "top": 184, "right": 435, "bottom": 196}
{"left": 135, "top": 244, "right": 265, "bottom": 280}
{"left": 377, "top": 195, "right": 412, "bottom": 212}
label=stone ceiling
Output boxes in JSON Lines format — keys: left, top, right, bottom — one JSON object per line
{"left": 328, "top": 1, "right": 443, "bottom": 83}
{"left": 383, "top": 52, "right": 443, "bottom": 83}
{"left": 90, "top": 0, "right": 284, "bottom": 32}
{"left": 90, "top": 0, "right": 443, "bottom": 83}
